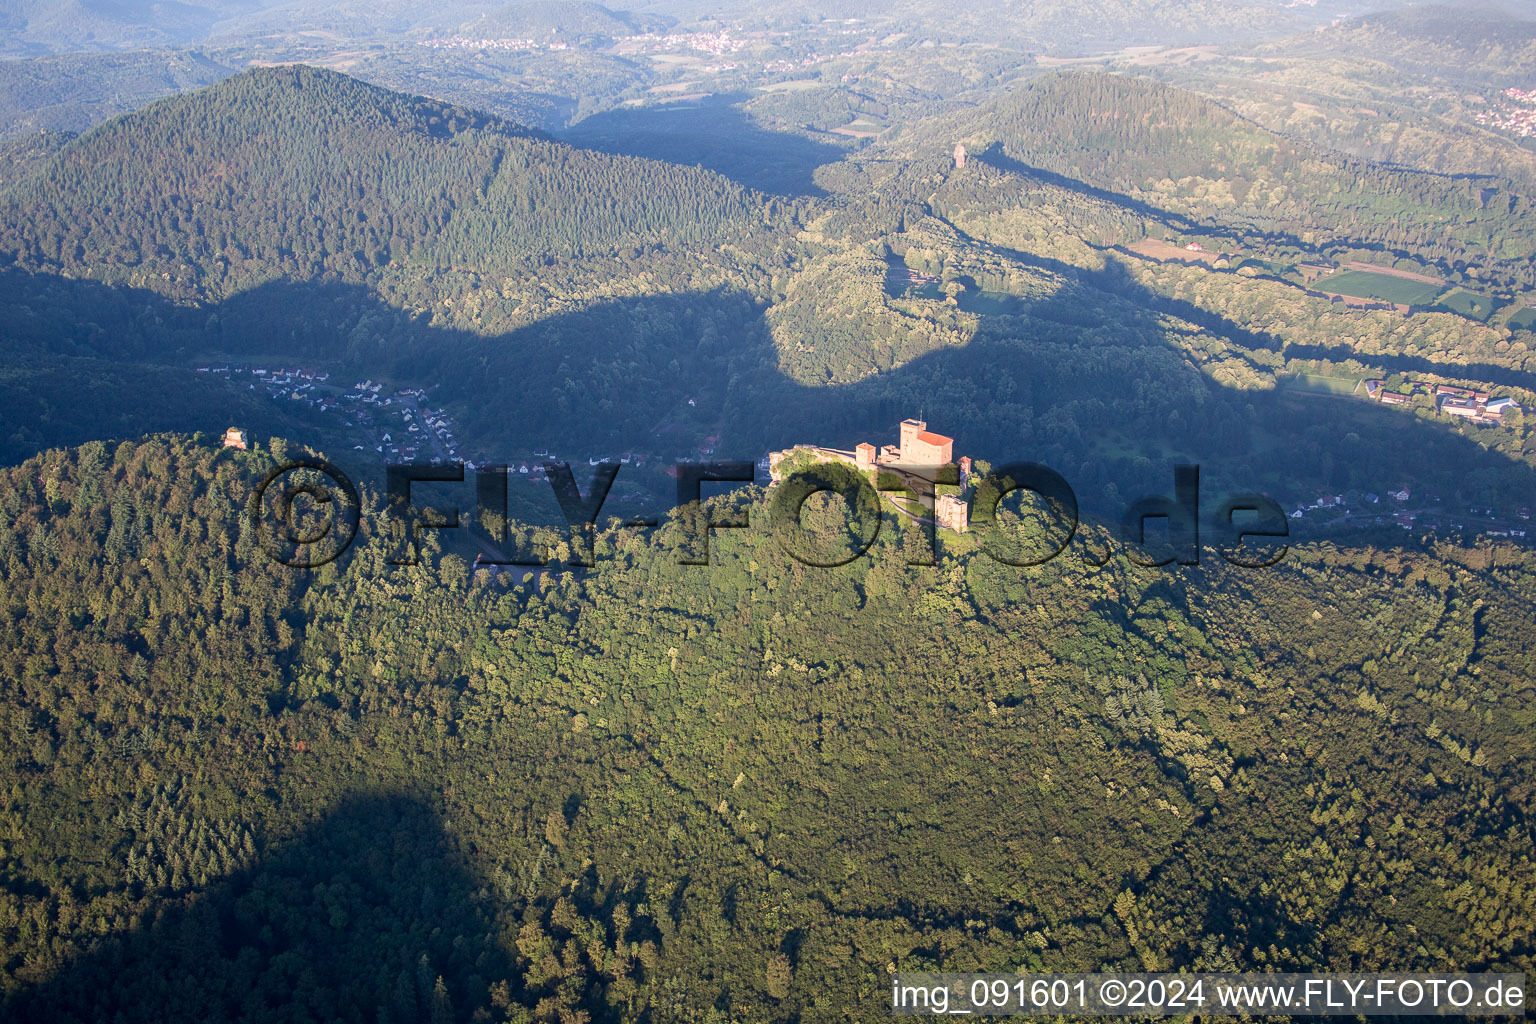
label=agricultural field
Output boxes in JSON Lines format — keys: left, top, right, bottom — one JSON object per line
{"left": 1126, "top": 238, "right": 1232, "bottom": 265}
{"left": 1434, "top": 287, "right": 1497, "bottom": 321}
{"left": 756, "top": 79, "right": 821, "bottom": 94}
{"left": 1279, "top": 371, "right": 1362, "bottom": 396}
{"left": 1314, "top": 269, "right": 1445, "bottom": 305}
{"left": 1505, "top": 304, "right": 1536, "bottom": 332}
{"left": 956, "top": 289, "right": 1028, "bottom": 315}
{"left": 830, "top": 115, "right": 887, "bottom": 138}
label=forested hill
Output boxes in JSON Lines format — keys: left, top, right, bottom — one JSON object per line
{"left": 0, "top": 434, "right": 1532, "bottom": 1021}
{"left": 1274, "top": 6, "right": 1536, "bottom": 78}
{"left": 0, "top": 129, "right": 71, "bottom": 190}
{"left": 964, "top": 72, "right": 1536, "bottom": 284}
{"left": 0, "top": 65, "right": 782, "bottom": 302}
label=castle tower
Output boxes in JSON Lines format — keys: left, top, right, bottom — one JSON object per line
{"left": 953, "top": 143, "right": 966, "bottom": 169}
{"left": 899, "top": 418, "right": 953, "bottom": 467}
{"left": 936, "top": 494, "right": 969, "bottom": 534}
{"left": 899, "top": 418, "right": 926, "bottom": 456}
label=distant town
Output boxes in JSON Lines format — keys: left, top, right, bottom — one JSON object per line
{"left": 202, "top": 363, "right": 723, "bottom": 519}
{"left": 1473, "top": 86, "right": 1536, "bottom": 138}
{"left": 1287, "top": 484, "right": 1530, "bottom": 537}
{"left": 419, "top": 23, "right": 882, "bottom": 85}
{"left": 419, "top": 36, "right": 572, "bottom": 53}
{"left": 198, "top": 363, "right": 481, "bottom": 467}
{"left": 209, "top": 358, "right": 1535, "bottom": 548}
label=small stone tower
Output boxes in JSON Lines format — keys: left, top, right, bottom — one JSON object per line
{"left": 952, "top": 143, "right": 966, "bottom": 168}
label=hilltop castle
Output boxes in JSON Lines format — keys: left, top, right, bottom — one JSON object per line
{"left": 768, "top": 418, "right": 972, "bottom": 532}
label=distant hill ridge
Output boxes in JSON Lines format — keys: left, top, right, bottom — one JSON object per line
{"left": 456, "top": 1, "right": 657, "bottom": 39}
{"left": 0, "top": 65, "right": 775, "bottom": 300}
{"left": 974, "top": 73, "right": 1270, "bottom": 188}
{"left": 1266, "top": 4, "right": 1536, "bottom": 74}
{"left": 959, "top": 71, "right": 1536, "bottom": 277}
{"left": 1343, "top": 5, "right": 1536, "bottom": 52}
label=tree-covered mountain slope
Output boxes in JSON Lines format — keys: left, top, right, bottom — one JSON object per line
{"left": 0, "top": 65, "right": 786, "bottom": 302}
{"left": 954, "top": 72, "right": 1536, "bottom": 285}
{"left": 1273, "top": 5, "right": 1536, "bottom": 81}
{"left": 0, "top": 50, "right": 232, "bottom": 138}
{"left": 0, "top": 435, "right": 1530, "bottom": 1021}
{"left": 0, "top": 128, "right": 72, "bottom": 190}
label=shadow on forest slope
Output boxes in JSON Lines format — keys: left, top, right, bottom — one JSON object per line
{"left": 974, "top": 142, "right": 1230, "bottom": 239}
{"left": 971, "top": 142, "right": 1511, "bottom": 270}
{"left": 2, "top": 261, "right": 1533, "bottom": 533}
{"left": 924, "top": 209, "right": 1290, "bottom": 358}
{"left": 560, "top": 93, "right": 850, "bottom": 198}
{"left": 1284, "top": 342, "right": 1536, "bottom": 393}
{"left": 2, "top": 794, "right": 516, "bottom": 1024}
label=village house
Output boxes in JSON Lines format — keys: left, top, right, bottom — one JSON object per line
{"left": 1442, "top": 397, "right": 1482, "bottom": 420}
{"left": 1438, "top": 392, "right": 1523, "bottom": 425}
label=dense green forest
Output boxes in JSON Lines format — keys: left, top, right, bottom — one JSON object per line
{"left": 3, "top": 28, "right": 1536, "bottom": 1021}
{"left": 0, "top": 66, "right": 788, "bottom": 302}
{"left": 0, "top": 50, "right": 231, "bottom": 137}
{"left": 0, "top": 128, "right": 72, "bottom": 189}
{"left": 0, "top": 436, "right": 1531, "bottom": 1022}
